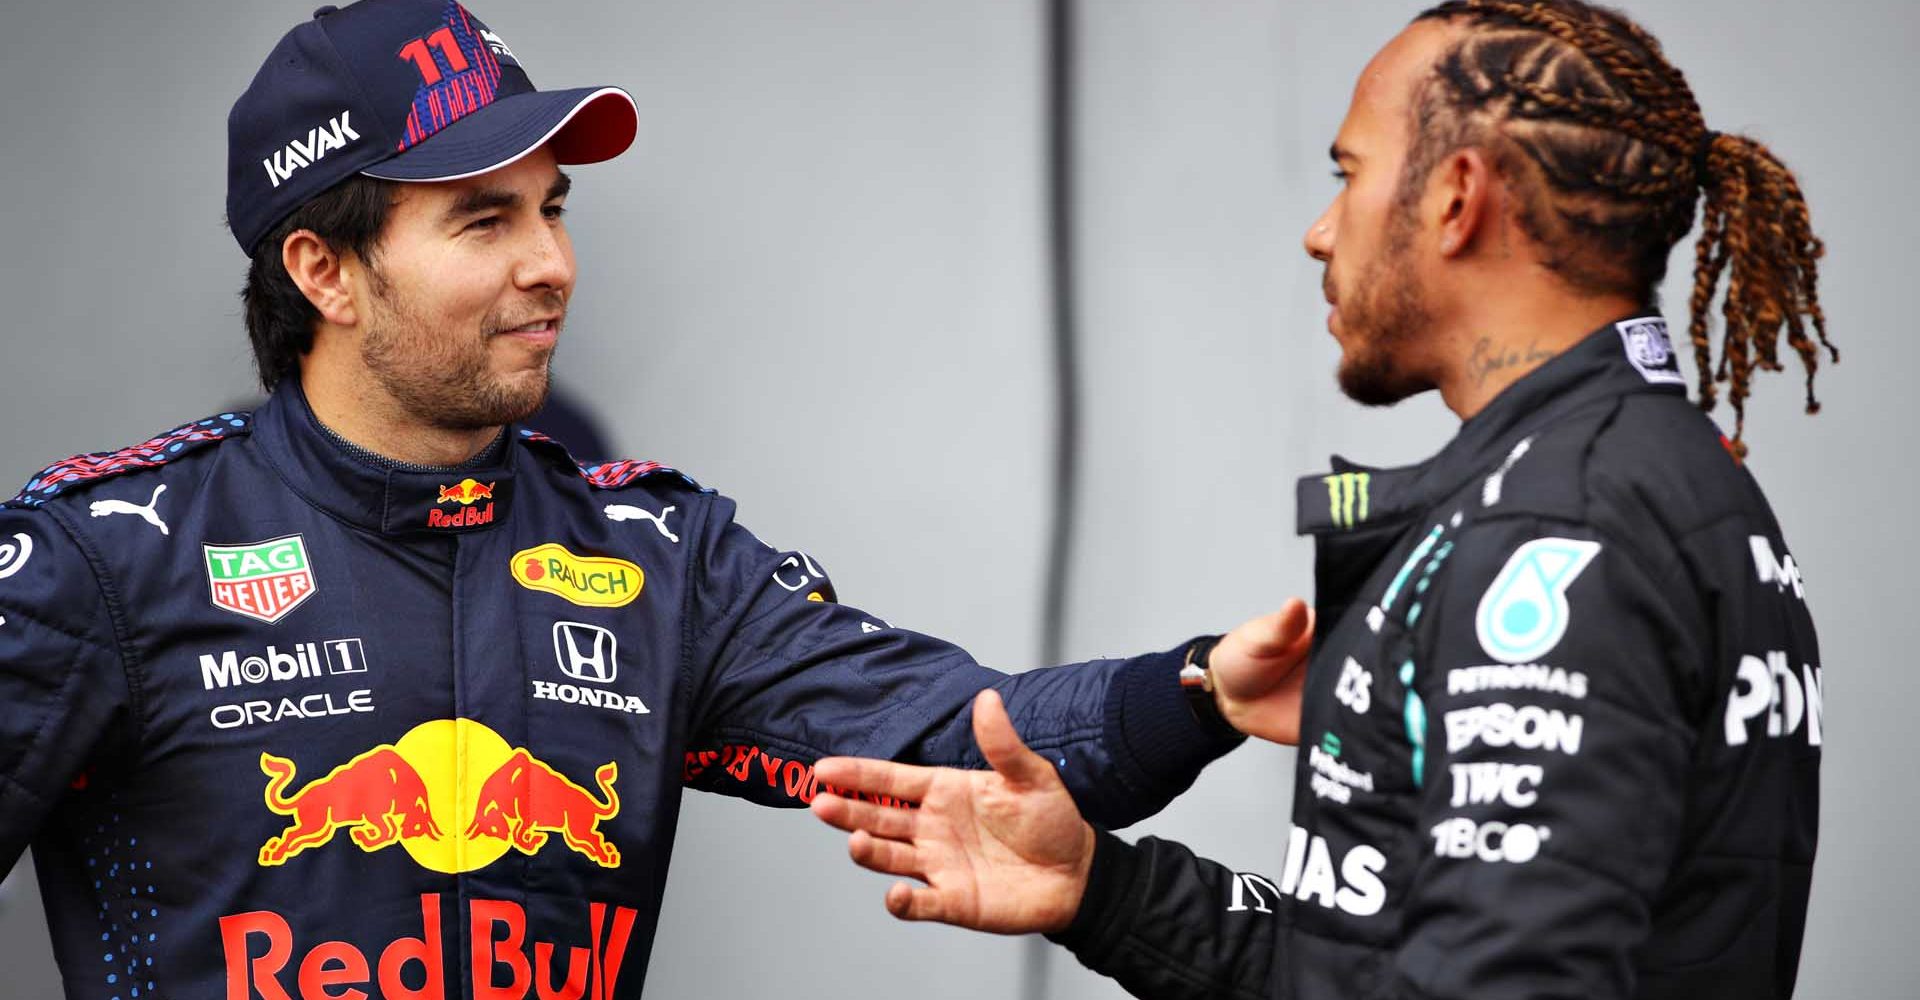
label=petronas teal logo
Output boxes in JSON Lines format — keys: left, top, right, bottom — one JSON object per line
{"left": 1323, "top": 472, "right": 1371, "bottom": 530}
{"left": 1474, "top": 538, "right": 1601, "bottom": 664}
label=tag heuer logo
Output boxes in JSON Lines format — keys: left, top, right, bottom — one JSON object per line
{"left": 205, "top": 535, "right": 317, "bottom": 624}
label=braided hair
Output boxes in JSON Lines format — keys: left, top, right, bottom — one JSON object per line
{"left": 1412, "top": 0, "right": 1834, "bottom": 456}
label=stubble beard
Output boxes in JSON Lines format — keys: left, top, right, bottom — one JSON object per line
{"left": 360, "top": 282, "right": 558, "bottom": 431}
{"left": 1334, "top": 209, "right": 1435, "bottom": 408}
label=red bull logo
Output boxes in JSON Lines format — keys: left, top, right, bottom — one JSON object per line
{"left": 429, "top": 479, "right": 497, "bottom": 529}
{"left": 221, "top": 892, "right": 639, "bottom": 1000}
{"left": 258, "top": 746, "right": 442, "bottom": 865}
{"left": 255, "top": 719, "right": 620, "bottom": 873}
{"left": 466, "top": 748, "right": 621, "bottom": 867}
{"left": 436, "top": 478, "right": 495, "bottom": 505}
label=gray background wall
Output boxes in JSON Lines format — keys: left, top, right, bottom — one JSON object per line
{"left": 0, "top": 1, "right": 1912, "bottom": 997}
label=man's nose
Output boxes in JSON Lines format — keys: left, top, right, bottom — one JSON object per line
{"left": 517, "top": 225, "right": 574, "bottom": 293}
{"left": 1303, "top": 208, "right": 1334, "bottom": 262}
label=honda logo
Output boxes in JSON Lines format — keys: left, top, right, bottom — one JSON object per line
{"left": 552, "top": 622, "right": 617, "bottom": 684}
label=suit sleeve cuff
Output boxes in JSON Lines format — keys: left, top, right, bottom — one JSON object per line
{"left": 1046, "top": 826, "right": 1140, "bottom": 960}
{"left": 1104, "top": 641, "right": 1245, "bottom": 799}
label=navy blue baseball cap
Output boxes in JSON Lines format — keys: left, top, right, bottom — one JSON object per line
{"left": 227, "top": 0, "right": 637, "bottom": 253}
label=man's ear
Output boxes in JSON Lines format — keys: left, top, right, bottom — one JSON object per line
{"left": 1433, "top": 147, "right": 1496, "bottom": 258}
{"left": 282, "top": 230, "right": 359, "bottom": 327}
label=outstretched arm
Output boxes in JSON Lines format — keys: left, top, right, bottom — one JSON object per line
{"left": 811, "top": 689, "right": 1287, "bottom": 998}
{"left": 810, "top": 688, "right": 1096, "bottom": 934}
{"left": 803, "top": 593, "right": 1316, "bottom": 930}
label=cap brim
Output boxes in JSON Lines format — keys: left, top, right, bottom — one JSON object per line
{"left": 361, "top": 86, "right": 637, "bottom": 182}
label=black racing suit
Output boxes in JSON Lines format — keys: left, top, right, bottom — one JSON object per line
{"left": 1052, "top": 316, "right": 1821, "bottom": 999}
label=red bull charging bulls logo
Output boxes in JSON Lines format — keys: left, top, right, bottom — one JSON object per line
{"left": 429, "top": 478, "right": 497, "bottom": 529}
{"left": 256, "top": 719, "right": 620, "bottom": 872}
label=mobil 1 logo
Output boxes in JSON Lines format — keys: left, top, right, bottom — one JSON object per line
{"left": 200, "top": 638, "right": 368, "bottom": 691}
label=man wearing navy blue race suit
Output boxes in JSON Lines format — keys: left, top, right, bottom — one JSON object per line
{"left": 808, "top": 3, "right": 1831, "bottom": 998}
{"left": 0, "top": 2, "right": 1319, "bottom": 997}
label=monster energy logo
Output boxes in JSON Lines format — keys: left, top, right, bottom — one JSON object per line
{"left": 1324, "top": 472, "right": 1371, "bottom": 529}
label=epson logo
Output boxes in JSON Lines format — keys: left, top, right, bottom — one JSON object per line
{"left": 261, "top": 111, "right": 361, "bottom": 189}
{"left": 1443, "top": 703, "right": 1585, "bottom": 756}
{"left": 199, "top": 639, "right": 367, "bottom": 690}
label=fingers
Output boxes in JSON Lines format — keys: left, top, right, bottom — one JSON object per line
{"left": 810, "top": 792, "right": 918, "bottom": 841}
{"left": 1224, "top": 598, "right": 1316, "bottom": 659}
{"left": 812, "top": 755, "right": 934, "bottom": 803}
{"left": 1276, "top": 597, "right": 1314, "bottom": 654}
{"left": 884, "top": 880, "right": 951, "bottom": 923}
{"left": 971, "top": 689, "right": 1055, "bottom": 790}
{"left": 847, "top": 828, "right": 921, "bottom": 879}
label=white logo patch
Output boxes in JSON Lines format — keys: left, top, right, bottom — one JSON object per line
{"left": 1444, "top": 703, "right": 1585, "bottom": 755}
{"left": 262, "top": 110, "right": 362, "bottom": 189}
{"left": 1430, "top": 817, "right": 1549, "bottom": 863}
{"left": 1616, "top": 317, "right": 1686, "bottom": 385}
{"left": 1244, "top": 827, "right": 1387, "bottom": 918}
{"left": 1448, "top": 762, "right": 1543, "bottom": 808}
{"left": 605, "top": 503, "right": 678, "bottom": 543}
{"left": 773, "top": 552, "right": 826, "bottom": 593}
{"left": 1448, "top": 664, "right": 1589, "bottom": 699}
{"left": 538, "top": 621, "right": 649, "bottom": 716}
{"left": 1306, "top": 744, "right": 1376, "bottom": 804}
{"left": 1481, "top": 437, "right": 1534, "bottom": 508}
{"left": 553, "top": 621, "right": 618, "bottom": 684}
{"left": 0, "top": 532, "right": 32, "bottom": 580}
{"left": 1724, "top": 651, "right": 1822, "bottom": 747}
{"left": 1334, "top": 658, "right": 1373, "bottom": 715}
{"left": 1475, "top": 538, "right": 1601, "bottom": 664}
{"left": 199, "top": 637, "right": 366, "bottom": 690}
{"left": 89, "top": 484, "right": 169, "bottom": 535}
{"left": 1750, "top": 536, "right": 1804, "bottom": 600}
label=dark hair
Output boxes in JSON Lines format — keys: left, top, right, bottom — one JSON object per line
{"left": 1412, "top": 0, "right": 1836, "bottom": 456}
{"left": 239, "top": 174, "right": 397, "bottom": 391}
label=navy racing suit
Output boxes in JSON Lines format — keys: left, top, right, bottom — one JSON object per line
{"left": 0, "top": 380, "right": 1240, "bottom": 1000}
{"left": 1050, "top": 317, "right": 1822, "bottom": 999}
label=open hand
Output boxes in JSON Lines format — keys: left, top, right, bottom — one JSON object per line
{"left": 809, "top": 689, "right": 1094, "bottom": 934}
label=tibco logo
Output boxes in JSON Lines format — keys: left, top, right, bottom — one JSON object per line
{"left": 1430, "top": 817, "right": 1549, "bottom": 864}
{"left": 199, "top": 639, "right": 367, "bottom": 690}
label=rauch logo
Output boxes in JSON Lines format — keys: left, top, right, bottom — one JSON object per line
{"left": 511, "top": 543, "right": 642, "bottom": 608}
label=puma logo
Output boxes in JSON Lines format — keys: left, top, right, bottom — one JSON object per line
{"left": 604, "top": 503, "right": 678, "bottom": 543}
{"left": 89, "top": 484, "right": 169, "bottom": 536}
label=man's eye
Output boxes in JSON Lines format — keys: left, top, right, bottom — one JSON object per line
{"left": 1331, "top": 169, "right": 1352, "bottom": 184}
{"left": 466, "top": 216, "right": 502, "bottom": 232}
{"left": 542, "top": 204, "right": 567, "bottom": 221}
